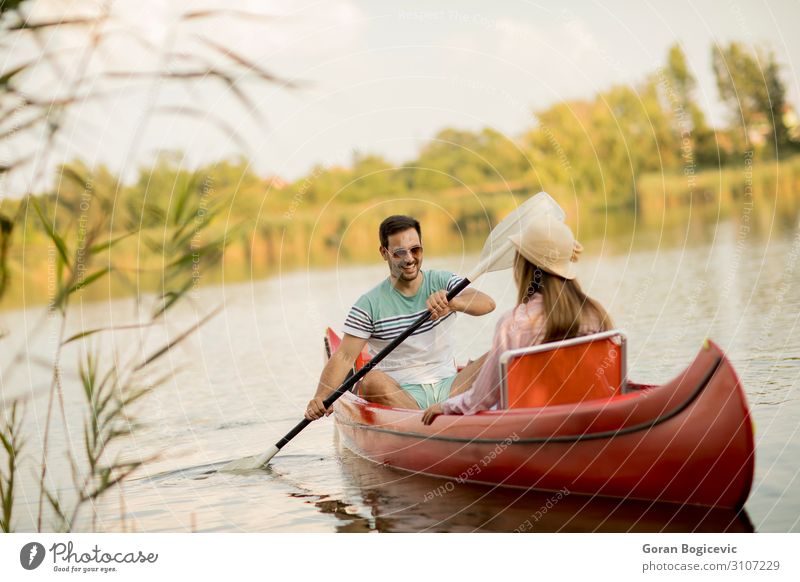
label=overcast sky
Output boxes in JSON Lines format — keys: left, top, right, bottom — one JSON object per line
{"left": 3, "top": 0, "right": 799, "bottom": 196}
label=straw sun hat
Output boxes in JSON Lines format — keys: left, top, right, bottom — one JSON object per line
{"left": 508, "top": 213, "right": 583, "bottom": 280}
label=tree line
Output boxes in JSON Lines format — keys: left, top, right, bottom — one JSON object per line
{"left": 2, "top": 40, "right": 799, "bottom": 308}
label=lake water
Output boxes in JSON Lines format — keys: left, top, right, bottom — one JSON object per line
{"left": 2, "top": 217, "right": 799, "bottom": 532}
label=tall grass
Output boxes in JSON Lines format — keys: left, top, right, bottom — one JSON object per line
{"left": 0, "top": 402, "right": 24, "bottom": 532}
{"left": 636, "top": 154, "right": 800, "bottom": 229}
{"left": 0, "top": 1, "right": 291, "bottom": 531}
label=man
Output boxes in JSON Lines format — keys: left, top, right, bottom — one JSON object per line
{"left": 305, "top": 215, "right": 495, "bottom": 420}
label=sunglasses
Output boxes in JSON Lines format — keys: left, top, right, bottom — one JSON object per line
{"left": 386, "top": 245, "right": 423, "bottom": 260}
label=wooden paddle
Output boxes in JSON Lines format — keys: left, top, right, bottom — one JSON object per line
{"left": 222, "top": 192, "right": 564, "bottom": 470}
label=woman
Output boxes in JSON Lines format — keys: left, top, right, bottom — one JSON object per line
{"left": 421, "top": 213, "right": 612, "bottom": 424}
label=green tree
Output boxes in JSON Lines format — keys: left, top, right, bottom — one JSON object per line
{"left": 523, "top": 78, "right": 679, "bottom": 211}
{"left": 344, "top": 153, "right": 405, "bottom": 203}
{"left": 410, "top": 127, "right": 528, "bottom": 191}
{"left": 664, "top": 44, "right": 718, "bottom": 166}
{"left": 412, "top": 128, "right": 486, "bottom": 190}
{"left": 712, "top": 42, "right": 792, "bottom": 157}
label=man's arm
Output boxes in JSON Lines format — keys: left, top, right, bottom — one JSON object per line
{"left": 305, "top": 333, "right": 368, "bottom": 420}
{"left": 450, "top": 288, "right": 495, "bottom": 316}
{"left": 426, "top": 288, "right": 495, "bottom": 320}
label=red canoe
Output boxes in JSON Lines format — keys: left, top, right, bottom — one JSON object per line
{"left": 326, "top": 328, "right": 755, "bottom": 509}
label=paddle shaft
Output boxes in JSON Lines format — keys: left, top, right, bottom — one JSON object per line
{"left": 273, "top": 277, "right": 472, "bottom": 451}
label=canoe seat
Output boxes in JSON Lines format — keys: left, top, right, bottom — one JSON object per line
{"left": 499, "top": 330, "right": 627, "bottom": 408}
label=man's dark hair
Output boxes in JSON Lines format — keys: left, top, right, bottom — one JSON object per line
{"left": 379, "top": 215, "right": 421, "bottom": 248}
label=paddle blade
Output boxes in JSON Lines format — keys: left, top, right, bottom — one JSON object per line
{"left": 467, "top": 192, "right": 564, "bottom": 281}
{"left": 220, "top": 445, "right": 279, "bottom": 472}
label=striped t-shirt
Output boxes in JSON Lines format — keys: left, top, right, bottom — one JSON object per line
{"left": 343, "top": 270, "right": 464, "bottom": 385}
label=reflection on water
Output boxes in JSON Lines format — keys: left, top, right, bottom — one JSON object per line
{"left": 4, "top": 215, "right": 799, "bottom": 532}
{"left": 113, "top": 436, "right": 753, "bottom": 533}
{"left": 329, "top": 437, "right": 753, "bottom": 533}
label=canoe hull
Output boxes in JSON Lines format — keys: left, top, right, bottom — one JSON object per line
{"left": 331, "top": 337, "right": 754, "bottom": 509}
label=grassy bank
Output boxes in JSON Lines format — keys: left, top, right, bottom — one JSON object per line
{"left": 3, "top": 155, "right": 799, "bottom": 311}
{"left": 636, "top": 154, "right": 800, "bottom": 231}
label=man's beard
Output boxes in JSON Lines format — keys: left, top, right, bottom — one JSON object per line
{"left": 398, "top": 263, "right": 419, "bottom": 280}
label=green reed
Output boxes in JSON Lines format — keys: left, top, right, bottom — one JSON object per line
{"left": 0, "top": 1, "right": 291, "bottom": 531}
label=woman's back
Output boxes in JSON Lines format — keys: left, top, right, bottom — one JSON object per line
{"left": 426, "top": 213, "right": 611, "bottom": 421}
{"left": 440, "top": 294, "right": 604, "bottom": 415}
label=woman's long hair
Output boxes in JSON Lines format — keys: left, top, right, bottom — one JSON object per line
{"left": 514, "top": 252, "right": 612, "bottom": 342}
